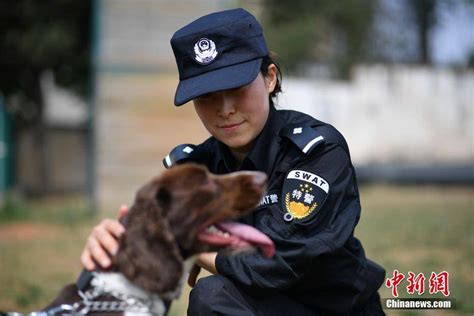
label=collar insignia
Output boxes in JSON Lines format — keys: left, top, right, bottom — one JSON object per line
{"left": 293, "top": 127, "right": 302, "bottom": 134}
{"left": 183, "top": 146, "right": 194, "bottom": 154}
{"left": 282, "top": 170, "right": 329, "bottom": 220}
{"left": 194, "top": 38, "right": 218, "bottom": 65}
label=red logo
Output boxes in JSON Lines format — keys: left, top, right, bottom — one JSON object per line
{"left": 386, "top": 270, "right": 450, "bottom": 297}
{"left": 429, "top": 271, "right": 450, "bottom": 296}
{"left": 385, "top": 270, "right": 405, "bottom": 297}
{"left": 407, "top": 271, "right": 425, "bottom": 295}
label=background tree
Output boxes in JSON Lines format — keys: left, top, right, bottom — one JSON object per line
{"left": 261, "top": 0, "right": 376, "bottom": 78}
{"left": 261, "top": 0, "right": 473, "bottom": 75}
{"left": 406, "top": 0, "right": 438, "bottom": 64}
{"left": 0, "top": 0, "right": 91, "bottom": 122}
{"left": 0, "top": 0, "right": 91, "bottom": 193}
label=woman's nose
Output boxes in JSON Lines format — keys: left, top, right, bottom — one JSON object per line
{"left": 217, "top": 94, "right": 236, "bottom": 117}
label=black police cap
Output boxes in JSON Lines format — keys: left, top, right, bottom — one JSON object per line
{"left": 170, "top": 8, "right": 269, "bottom": 106}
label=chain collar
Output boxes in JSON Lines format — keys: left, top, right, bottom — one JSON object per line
{"left": 2, "top": 259, "right": 196, "bottom": 316}
{"left": 6, "top": 273, "right": 163, "bottom": 315}
{"left": 4, "top": 287, "right": 154, "bottom": 316}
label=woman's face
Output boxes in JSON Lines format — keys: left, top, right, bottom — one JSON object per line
{"left": 193, "top": 65, "right": 277, "bottom": 153}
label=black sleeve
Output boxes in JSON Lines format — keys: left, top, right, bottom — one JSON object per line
{"left": 215, "top": 144, "right": 361, "bottom": 289}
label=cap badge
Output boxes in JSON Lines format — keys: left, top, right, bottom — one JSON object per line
{"left": 194, "top": 38, "right": 218, "bottom": 65}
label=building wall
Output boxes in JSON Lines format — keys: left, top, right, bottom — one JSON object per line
{"left": 96, "top": 73, "right": 210, "bottom": 210}
{"left": 279, "top": 65, "right": 474, "bottom": 165}
{"left": 99, "top": 0, "right": 232, "bottom": 71}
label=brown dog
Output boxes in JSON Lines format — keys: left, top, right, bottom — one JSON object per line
{"left": 23, "top": 163, "right": 274, "bottom": 315}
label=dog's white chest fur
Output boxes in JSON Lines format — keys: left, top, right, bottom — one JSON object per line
{"left": 91, "top": 272, "right": 165, "bottom": 315}
{"left": 90, "top": 257, "right": 196, "bottom": 315}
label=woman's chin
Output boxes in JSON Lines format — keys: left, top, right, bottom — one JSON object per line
{"left": 222, "top": 137, "right": 254, "bottom": 152}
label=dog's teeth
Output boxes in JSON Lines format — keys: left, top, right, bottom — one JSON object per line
{"left": 206, "top": 225, "right": 217, "bottom": 233}
{"left": 206, "top": 225, "right": 230, "bottom": 238}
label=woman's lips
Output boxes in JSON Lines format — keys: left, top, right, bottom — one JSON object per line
{"left": 220, "top": 121, "right": 244, "bottom": 132}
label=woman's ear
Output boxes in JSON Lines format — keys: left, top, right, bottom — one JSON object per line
{"left": 265, "top": 64, "right": 278, "bottom": 94}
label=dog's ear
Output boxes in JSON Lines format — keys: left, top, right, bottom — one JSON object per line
{"left": 114, "top": 181, "right": 183, "bottom": 295}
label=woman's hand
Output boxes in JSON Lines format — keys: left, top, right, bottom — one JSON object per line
{"left": 188, "top": 252, "right": 218, "bottom": 287}
{"left": 80, "top": 205, "right": 128, "bottom": 270}
{"left": 196, "top": 252, "right": 218, "bottom": 275}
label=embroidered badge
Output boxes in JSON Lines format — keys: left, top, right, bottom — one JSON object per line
{"left": 282, "top": 170, "right": 329, "bottom": 220}
{"left": 194, "top": 38, "right": 218, "bottom": 65}
{"left": 257, "top": 191, "right": 279, "bottom": 208}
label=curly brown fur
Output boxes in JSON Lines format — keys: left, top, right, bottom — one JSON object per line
{"left": 113, "top": 163, "right": 267, "bottom": 294}
{"left": 34, "top": 163, "right": 267, "bottom": 314}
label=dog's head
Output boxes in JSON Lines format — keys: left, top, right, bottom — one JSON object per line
{"left": 114, "top": 163, "right": 274, "bottom": 295}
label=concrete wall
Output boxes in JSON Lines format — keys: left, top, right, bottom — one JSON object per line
{"left": 99, "top": 0, "right": 232, "bottom": 70}
{"left": 95, "top": 74, "right": 210, "bottom": 210}
{"left": 279, "top": 65, "right": 473, "bottom": 165}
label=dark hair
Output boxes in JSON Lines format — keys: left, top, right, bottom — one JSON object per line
{"left": 260, "top": 53, "right": 282, "bottom": 107}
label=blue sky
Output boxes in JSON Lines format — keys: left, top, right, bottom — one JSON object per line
{"left": 432, "top": 1, "right": 474, "bottom": 65}
{"left": 375, "top": 0, "right": 474, "bottom": 66}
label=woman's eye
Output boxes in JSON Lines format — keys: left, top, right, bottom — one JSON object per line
{"left": 197, "top": 93, "right": 214, "bottom": 101}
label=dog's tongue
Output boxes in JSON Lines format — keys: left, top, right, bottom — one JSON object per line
{"left": 199, "top": 222, "right": 275, "bottom": 258}
{"left": 217, "top": 221, "right": 275, "bottom": 258}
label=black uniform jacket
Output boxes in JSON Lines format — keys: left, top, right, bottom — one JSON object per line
{"left": 164, "top": 106, "right": 385, "bottom": 314}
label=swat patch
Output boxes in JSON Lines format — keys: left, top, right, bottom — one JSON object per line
{"left": 282, "top": 170, "right": 329, "bottom": 221}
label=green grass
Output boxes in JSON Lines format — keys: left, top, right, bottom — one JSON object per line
{"left": 0, "top": 185, "right": 472, "bottom": 315}
{"left": 0, "top": 195, "right": 95, "bottom": 311}
{"left": 356, "top": 185, "right": 474, "bottom": 315}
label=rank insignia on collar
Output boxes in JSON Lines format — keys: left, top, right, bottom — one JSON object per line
{"left": 282, "top": 170, "right": 329, "bottom": 220}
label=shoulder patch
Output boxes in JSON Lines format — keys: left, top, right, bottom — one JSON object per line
{"left": 281, "top": 169, "right": 329, "bottom": 221}
{"left": 163, "top": 144, "right": 197, "bottom": 169}
{"left": 279, "top": 124, "right": 325, "bottom": 155}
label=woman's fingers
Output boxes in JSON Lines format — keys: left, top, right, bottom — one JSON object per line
{"left": 118, "top": 204, "right": 129, "bottom": 219}
{"left": 92, "top": 221, "right": 122, "bottom": 255}
{"left": 80, "top": 248, "right": 96, "bottom": 271}
{"left": 81, "top": 218, "right": 125, "bottom": 270}
{"left": 187, "top": 264, "right": 202, "bottom": 287}
{"left": 100, "top": 218, "right": 125, "bottom": 239}
{"left": 86, "top": 235, "right": 112, "bottom": 268}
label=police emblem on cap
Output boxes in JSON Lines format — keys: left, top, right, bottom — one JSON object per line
{"left": 282, "top": 170, "right": 329, "bottom": 220}
{"left": 194, "top": 38, "right": 218, "bottom": 65}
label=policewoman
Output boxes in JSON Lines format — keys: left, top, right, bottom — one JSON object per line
{"left": 81, "top": 8, "right": 386, "bottom": 315}
{"left": 167, "top": 8, "right": 386, "bottom": 315}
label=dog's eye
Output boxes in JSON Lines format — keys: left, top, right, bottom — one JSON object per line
{"left": 156, "top": 187, "right": 172, "bottom": 206}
